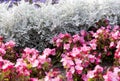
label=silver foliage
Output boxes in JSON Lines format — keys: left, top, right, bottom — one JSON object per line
{"left": 0, "top": 0, "right": 120, "bottom": 51}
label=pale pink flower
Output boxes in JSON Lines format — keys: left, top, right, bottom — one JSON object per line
{"left": 61, "top": 56, "right": 74, "bottom": 68}
{"left": 87, "top": 70, "right": 95, "bottom": 79}
{"left": 103, "top": 70, "right": 119, "bottom": 81}
{"left": 94, "top": 65, "right": 103, "bottom": 73}
{"left": 93, "top": 33, "right": 98, "bottom": 38}
{"left": 32, "top": 59, "right": 39, "bottom": 67}
{"left": 69, "top": 66, "right": 75, "bottom": 74}
{"left": 43, "top": 48, "right": 55, "bottom": 56}
{"left": 15, "top": 58, "right": 30, "bottom": 76}
{"left": 38, "top": 55, "right": 48, "bottom": 64}
{"left": 73, "top": 34, "right": 85, "bottom": 44}
{"left": 96, "top": 28, "right": 103, "bottom": 34}
{"left": 56, "top": 38, "right": 62, "bottom": 47}
{"left": 64, "top": 44, "right": 70, "bottom": 50}
{"left": 5, "top": 40, "right": 15, "bottom": 48}
{"left": 23, "top": 47, "right": 32, "bottom": 55}
{"left": 80, "top": 30, "right": 87, "bottom": 37}
{"left": 2, "top": 60, "right": 14, "bottom": 71}
{"left": 71, "top": 47, "right": 80, "bottom": 57}
{"left": 112, "top": 31, "right": 119, "bottom": 39}
{"left": 81, "top": 44, "right": 91, "bottom": 53}
{"left": 110, "top": 42, "right": 115, "bottom": 48}
{"left": 74, "top": 58, "right": 82, "bottom": 65}
{"left": 88, "top": 55, "right": 95, "bottom": 63}
{"left": 0, "top": 48, "right": 6, "bottom": 56}
{"left": 89, "top": 39, "right": 97, "bottom": 50}
{"left": 44, "top": 68, "right": 63, "bottom": 81}
{"left": 75, "top": 65, "right": 83, "bottom": 74}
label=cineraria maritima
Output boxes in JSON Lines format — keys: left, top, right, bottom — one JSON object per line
{"left": 0, "top": 0, "right": 120, "bottom": 51}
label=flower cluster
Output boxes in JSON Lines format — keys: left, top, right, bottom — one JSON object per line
{"left": 44, "top": 68, "right": 63, "bottom": 81}
{"left": 0, "top": 36, "right": 59, "bottom": 81}
{"left": 0, "top": 23, "right": 120, "bottom": 81}
{"left": 84, "top": 65, "right": 120, "bottom": 81}
{"left": 52, "top": 24, "right": 120, "bottom": 81}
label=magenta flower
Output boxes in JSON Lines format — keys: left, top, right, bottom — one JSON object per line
{"left": 29, "top": 78, "right": 39, "bottom": 81}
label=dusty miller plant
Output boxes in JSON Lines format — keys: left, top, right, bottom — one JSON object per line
{"left": 0, "top": 0, "right": 120, "bottom": 51}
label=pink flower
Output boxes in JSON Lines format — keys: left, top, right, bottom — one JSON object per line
{"left": 72, "top": 33, "right": 85, "bottom": 44}
{"left": 2, "top": 60, "right": 14, "bottom": 71}
{"left": 64, "top": 44, "right": 70, "bottom": 50}
{"left": 88, "top": 55, "right": 95, "bottom": 63}
{"left": 116, "top": 41, "right": 120, "bottom": 49}
{"left": 59, "top": 33, "right": 69, "bottom": 38}
{"left": 44, "top": 68, "right": 63, "bottom": 81}
{"left": 22, "top": 48, "right": 39, "bottom": 59}
{"left": 82, "top": 74, "right": 87, "bottom": 81}
{"left": 38, "top": 55, "right": 47, "bottom": 64}
{"left": 81, "top": 44, "right": 91, "bottom": 53}
{"left": 75, "top": 65, "right": 83, "bottom": 74}
{"left": 94, "top": 65, "right": 103, "bottom": 73}
{"left": 96, "top": 28, "right": 104, "bottom": 34}
{"left": 103, "top": 71, "right": 118, "bottom": 81}
{"left": 43, "top": 48, "right": 55, "bottom": 56}
{"left": 113, "top": 25, "right": 119, "bottom": 31}
{"left": 87, "top": 70, "right": 95, "bottom": 79}
{"left": 0, "top": 48, "right": 6, "bottom": 56}
{"left": 32, "top": 59, "right": 39, "bottom": 67}
{"left": 95, "top": 58, "right": 101, "bottom": 64}
{"left": 93, "top": 33, "right": 99, "bottom": 38}
{"left": 23, "top": 48, "right": 39, "bottom": 55}
{"left": 110, "top": 42, "right": 115, "bottom": 48}
{"left": 15, "top": 58, "right": 30, "bottom": 76}
{"left": 29, "top": 78, "right": 39, "bottom": 81}
{"left": 56, "top": 38, "right": 62, "bottom": 47}
{"left": 66, "top": 71, "right": 73, "bottom": 81}
{"left": 111, "top": 31, "right": 119, "bottom": 40}
{"left": 5, "top": 40, "right": 15, "bottom": 48}
{"left": 103, "top": 67, "right": 120, "bottom": 81}
{"left": 89, "top": 39, "right": 97, "bottom": 50}
{"left": 71, "top": 47, "right": 80, "bottom": 57}
{"left": 69, "top": 66, "right": 75, "bottom": 74}
{"left": 23, "top": 47, "right": 32, "bottom": 54}
{"left": 80, "top": 30, "right": 87, "bottom": 37}
{"left": 74, "top": 58, "right": 82, "bottom": 65}
{"left": 61, "top": 56, "right": 74, "bottom": 68}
